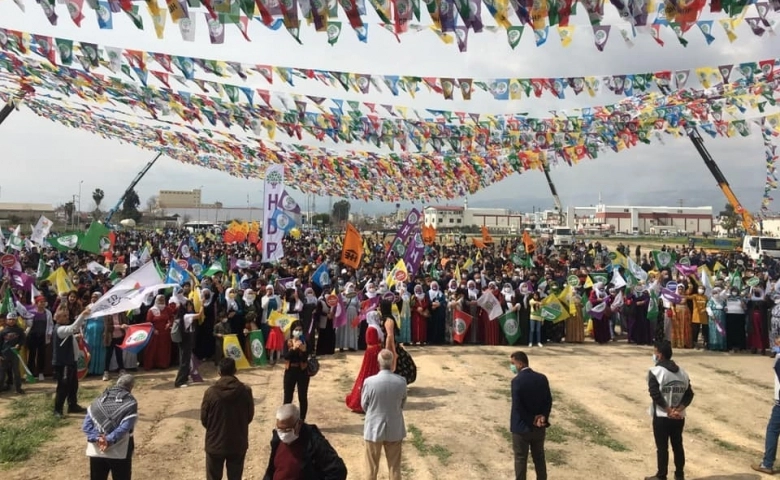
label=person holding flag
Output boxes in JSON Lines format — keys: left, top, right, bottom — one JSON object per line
{"left": 0, "top": 311, "right": 26, "bottom": 395}
{"left": 53, "top": 304, "right": 92, "bottom": 417}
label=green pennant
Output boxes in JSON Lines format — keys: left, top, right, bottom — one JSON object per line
{"left": 507, "top": 26, "right": 524, "bottom": 50}
{"left": 499, "top": 311, "right": 522, "bottom": 345}
{"left": 327, "top": 21, "right": 342, "bottom": 45}
{"left": 647, "top": 290, "right": 659, "bottom": 321}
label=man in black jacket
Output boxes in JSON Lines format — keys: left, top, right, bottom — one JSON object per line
{"left": 263, "top": 403, "right": 347, "bottom": 480}
{"left": 200, "top": 358, "right": 254, "bottom": 480}
{"left": 646, "top": 340, "right": 695, "bottom": 480}
{"left": 510, "top": 350, "right": 553, "bottom": 480}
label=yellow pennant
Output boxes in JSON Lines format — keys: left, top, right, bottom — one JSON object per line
{"left": 557, "top": 25, "right": 574, "bottom": 47}
{"left": 222, "top": 334, "right": 250, "bottom": 369}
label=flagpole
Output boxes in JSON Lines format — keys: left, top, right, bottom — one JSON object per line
{"left": 0, "top": 85, "right": 34, "bottom": 128}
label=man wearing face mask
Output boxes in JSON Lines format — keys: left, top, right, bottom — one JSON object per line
{"left": 262, "top": 403, "right": 347, "bottom": 480}
{"left": 509, "top": 350, "right": 552, "bottom": 480}
{"left": 645, "top": 340, "right": 695, "bottom": 480}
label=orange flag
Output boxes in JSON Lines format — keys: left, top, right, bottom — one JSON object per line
{"left": 340, "top": 222, "right": 364, "bottom": 269}
{"left": 522, "top": 231, "right": 536, "bottom": 254}
{"left": 422, "top": 224, "right": 436, "bottom": 245}
{"left": 472, "top": 238, "right": 486, "bottom": 249}
{"left": 481, "top": 226, "right": 494, "bottom": 244}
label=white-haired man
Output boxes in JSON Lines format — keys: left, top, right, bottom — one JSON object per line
{"left": 361, "top": 348, "right": 407, "bottom": 480}
{"left": 262, "top": 403, "right": 347, "bottom": 480}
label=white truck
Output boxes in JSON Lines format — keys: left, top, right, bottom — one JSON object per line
{"left": 742, "top": 235, "right": 780, "bottom": 260}
{"left": 552, "top": 226, "right": 575, "bottom": 248}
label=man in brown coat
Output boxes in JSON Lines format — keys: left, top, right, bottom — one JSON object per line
{"left": 201, "top": 357, "right": 255, "bottom": 480}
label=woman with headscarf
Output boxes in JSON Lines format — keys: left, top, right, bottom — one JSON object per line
{"left": 627, "top": 284, "right": 651, "bottom": 345}
{"left": 461, "top": 279, "right": 482, "bottom": 344}
{"left": 144, "top": 294, "right": 174, "bottom": 371}
{"left": 380, "top": 299, "right": 416, "bottom": 385}
{"left": 395, "top": 282, "right": 412, "bottom": 345}
{"left": 315, "top": 291, "right": 336, "bottom": 356}
{"left": 672, "top": 283, "right": 693, "bottom": 349}
{"left": 260, "top": 284, "right": 280, "bottom": 346}
{"left": 427, "top": 281, "right": 447, "bottom": 345}
{"left": 747, "top": 286, "right": 768, "bottom": 354}
{"left": 83, "top": 292, "right": 107, "bottom": 377}
{"left": 357, "top": 282, "right": 378, "bottom": 350}
{"left": 224, "top": 288, "right": 247, "bottom": 355}
{"left": 410, "top": 284, "right": 430, "bottom": 345}
{"left": 725, "top": 286, "right": 747, "bottom": 352}
{"left": 300, "top": 287, "right": 318, "bottom": 356}
{"left": 445, "top": 279, "right": 461, "bottom": 345}
{"left": 345, "top": 311, "right": 383, "bottom": 413}
{"left": 707, "top": 287, "right": 728, "bottom": 351}
{"left": 336, "top": 283, "right": 360, "bottom": 351}
{"left": 194, "top": 288, "right": 217, "bottom": 361}
{"left": 589, "top": 282, "right": 612, "bottom": 344}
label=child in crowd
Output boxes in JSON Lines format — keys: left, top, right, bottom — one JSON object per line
{"left": 213, "top": 313, "right": 231, "bottom": 366}
{"left": 0, "top": 312, "right": 26, "bottom": 395}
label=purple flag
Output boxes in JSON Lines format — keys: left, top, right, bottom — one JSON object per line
{"left": 333, "top": 294, "right": 348, "bottom": 329}
{"left": 403, "top": 231, "right": 426, "bottom": 279}
{"left": 675, "top": 264, "right": 698, "bottom": 277}
{"left": 661, "top": 288, "right": 683, "bottom": 305}
{"left": 7, "top": 269, "right": 33, "bottom": 291}
{"left": 385, "top": 208, "right": 421, "bottom": 264}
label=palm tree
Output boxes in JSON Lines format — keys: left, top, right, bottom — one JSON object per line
{"left": 92, "top": 188, "right": 105, "bottom": 210}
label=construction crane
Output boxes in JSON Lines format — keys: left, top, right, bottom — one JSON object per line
{"left": 657, "top": 84, "right": 758, "bottom": 235}
{"left": 0, "top": 85, "right": 35, "bottom": 127}
{"left": 104, "top": 152, "right": 163, "bottom": 227}
{"left": 542, "top": 163, "right": 564, "bottom": 225}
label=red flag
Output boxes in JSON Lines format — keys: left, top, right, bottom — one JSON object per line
{"left": 77, "top": 338, "right": 91, "bottom": 380}
{"left": 453, "top": 310, "right": 472, "bottom": 344}
{"left": 119, "top": 323, "right": 154, "bottom": 354}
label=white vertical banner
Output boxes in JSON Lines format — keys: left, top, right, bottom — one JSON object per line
{"left": 262, "top": 164, "right": 285, "bottom": 263}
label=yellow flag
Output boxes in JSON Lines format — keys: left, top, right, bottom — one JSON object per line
{"left": 166, "top": 0, "right": 187, "bottom": 21}
{"left": 463, "top": 258, "right": 474, "bottom": 272}
{"left": 454, "top": 263, "right": 462, "bottom": 282}
{"left": 222, "top": 334, "right": 250, "bottom": 369}
{"left": 268, "top": 311, "right": 294, "bottom": 334}
{"left": 47, "top": 267, "right": 75, "bottom": 295}
{"left": 558, "top": 285, "right": 572, "bottom": 306}
{"left": 584, "top": 275, "right": 594, "bottom": 290}
{"left": 387, "top": 259, "right": 409, "bottom": 288}
{"left": 557, "top": 25, "right": 574, "bottom": 47}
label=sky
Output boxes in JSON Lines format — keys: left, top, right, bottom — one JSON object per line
{"left": 0, "top": 2, "right": 779, "bottom": 216}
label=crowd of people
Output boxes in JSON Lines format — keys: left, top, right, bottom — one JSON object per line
{"left": 2, "top": 225, "right": 780, "bottom": 479}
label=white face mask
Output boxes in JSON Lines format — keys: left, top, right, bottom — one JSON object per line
{"left": 277, "top": 429, "right": 299, "bottom": 444}
{"left": 292, "top": 329, "right": 303, "bottom": 336}
{"left": 652, "top": 353, "right": 658, "bottom": 364}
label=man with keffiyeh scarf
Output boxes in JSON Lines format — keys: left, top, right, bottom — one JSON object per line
{"left": 82, "top": 374, "right": 138, "bottom": 480}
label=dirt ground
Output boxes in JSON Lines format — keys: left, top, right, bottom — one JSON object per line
{"left": 0, "top": 342, "right": 773, "bottom": 480}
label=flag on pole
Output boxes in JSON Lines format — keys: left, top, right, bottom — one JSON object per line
{"left": 79, "top": 221, "right": 113, "bottom": 254}
{"left": 248, "top": 330, "right": 267, "bottom": 366}
{"left": 340, "top": 222, "right": 363, "bottom": 269}
{"left": 223, "top": 334, "right": 250, "bottom": 369}
{"left": 453, "top": 309, "right": 472, "bottom": 344}
{"left": 476, "top": 290, "right": 503, "bottom": 320}
{"left": 87, "top": 262, "right": 173, "bottom": 318}
{"left": 498, "top": 311, "right": 522, "bottom": 345}
{"left": 119, "top": 323, "right": 155, "bottom": 354}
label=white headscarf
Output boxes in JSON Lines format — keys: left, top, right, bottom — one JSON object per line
{"left": 304, "top": 288, "right": 318, "bottom": 305}
{"left": 414, "top": 284, "right": 425, "bottom": 301}
{"left": 366, "top": 310, "right": 384, "bottom": 343}
{"left": 448, "top": 279, "right": 458, "bottom": 293}
{"left": 150, "top": 295, "right": 166, "bottom": 316}
{"left": 428, "top": 281, "right": 441, "bottom": 301}
{"left": 467, "top": 280, "right": 479, "bottom": 300}
{"left": 225, "top": 288, "right": 239, "bottom": 311}
{"left": 365, "top": 282, "right": 377, "bottom": 299}
{"left": 243, "top": 289, "right": 256, "bottom": 307}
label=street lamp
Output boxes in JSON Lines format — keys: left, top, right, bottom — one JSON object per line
{"left": 77, "top": 180, "right": 83, "bottom": 229}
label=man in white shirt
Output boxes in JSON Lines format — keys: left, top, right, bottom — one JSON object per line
{"left": 361, "top": 349, "right": 407, "bottom": 480}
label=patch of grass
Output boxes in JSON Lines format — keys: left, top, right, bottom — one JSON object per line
{"left": 474, "top": 460, "right": 489, "bottom": 472}
{"left": 714, "top": 368, "right": 771, "bottom": 391}
{"left": 547, "top": 448, "right": 568, "bottom": 466}
{"left": 495, "top": 425, "right": 512, "bottom": 444}
{"left": 490, "top": 387, "right": 511, "bottom": 398}
{"left": 615, "top": 392, "right": 639, "bottom": 404}
{"left": 566, "top": 402, "right": 630, "bottom": 452}
{"left": 400, "top": 455, "right": 415, "bottom": 477}
{"left": 407, "top": 424, "right": 453, "bottom": 465}
{"left": 546, "top": 424, "right": 569, "bottom": 444}
{"left": 687, "top": 426, "right": 704, "bottom": 436}
{"left": 0, "top": 388, "right": 98, "bottom": 465}
{"left": 176, "top": 424, "right": 194, "bottom": 442}
{"left": 337, "top": 373, "right": 353, "bottom": 390}
{"left": 713, "top": 438, "right": 740, "bottom": 452}
{"left": 487, "top": 395, "right": 501, "bottom": 400}
{"left": 441, "top": 365, "right": 451, "bottom": 371}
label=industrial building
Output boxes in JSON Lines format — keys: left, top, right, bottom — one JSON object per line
{"left": 424, "top": 199, "right": 527, "bottom": 233}
{"left": 157, "top": 189, "right": 214, "bottom": 209}
{"left": 567, "top": 204, "right": 714, "bottom": 235}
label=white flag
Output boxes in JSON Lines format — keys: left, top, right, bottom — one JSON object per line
{"left": 87, "top": 262, "right": 175, "bottom": 318}
{"left": 87, "top": 261, "right": 111, "bottom": 276}
{"left": 476, "top": 290, "right": 503, "bottom": 321}
{"left": 610, "top": 270, "right": 627, "bottom": 289}
{"left": 7, "top": 225, "right": 23, "bottom": 251}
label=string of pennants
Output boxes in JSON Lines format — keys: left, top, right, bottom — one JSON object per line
{"left": 2, "top": 45, "right": 778, "bottom": 158}
{"left": 3, "top": 0, "right": 778, "bottom": 51}
{"left": 2, "top": 29, "right": 777, "bottom": 105}
{"left": 1, "top": 48, "right": 778, "bottom": 203}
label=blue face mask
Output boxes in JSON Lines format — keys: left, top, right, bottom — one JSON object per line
{"left": 509, "top": 363, "right": 518, "bottom": 375}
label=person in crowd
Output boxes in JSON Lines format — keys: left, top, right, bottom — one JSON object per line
{"left": 212, "top": 313, "right": 231, "bottom": 366}
{"left": 283, "top": 320, "right": 311, "bottom": 421}
{"left": 345, "top": 311, "right": 383, "bottom": 413}
{"left": 262, "top": 403, "right": 347, "bottom": 480}
{"left": 380, "top": 299, "right": 416, "bottom": 385}
{"left": 725, "top": 287, "right": 747, "bottom": 352}
{"left": 174, "top": 299, "right": 202, "bottom": 388}
{"left": 361, "top": 349, "right": 407, "bottom": 480}
{"left": 260, "top": 284, "right": 280, "bottom": 351}
{"left": 410, "top": 283, "right": 430, "bottom": 345}
{"left": 0, "top": 312, "right": 26, "bottom": 395}
{"left": 590, "top": 282, "right": 613, "bottom": 344}
{"left": 336, "top": 285, "right": 360, "bottom": 351}
{"left": 445, "top": 279, "right": 462, "bottom": 344}
{"left": 645, "top": 340, "right": 695, "bottom": 480}
{"left": 427, "top": 281, "right": 447, "bottom": 344}
{"left": 84, "top": 292, "right": 107, "bottom": 377}
{"left": 26, "top": 295, "right": 53, "bottom": 380}
{"left": 671, "top": 283, "right": 693, "bottom": 349}
{"left": 628, "top": 283, "right": 652, "bottom": 345}
{"left": 53, "top": 304, "right": 91, "bottom": 417}
{"left": 144, "top": 294, "right": 174, "bottom": 370}
{"left": 747, "top": 287, "right": 769, "bottom": 355}
{"left": 528, "top": 291, "right": 543, "bottom": 348}
{"left": 83, "top": 374, "right": 138, "bottom": 480}
{"left": 201, "top": 358, "right": 255, "bottom": 480}
{"left": 103, "top": 313, "right": 128, "bottom": 381}
{"left": 707, "top": 287, "right": 728, "bottom": 351}
{"left": 509, "top": 350, "right": 552, "bottom": 480}
{"left": 315, "top": 291, "right": 336, "bottom": 356}
{"left": 690, "top": 285, "right": 709, "bottom": 349}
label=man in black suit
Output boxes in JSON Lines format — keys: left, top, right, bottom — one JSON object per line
{"left": 510, "top": 350, "right": 553, "bottom": 480}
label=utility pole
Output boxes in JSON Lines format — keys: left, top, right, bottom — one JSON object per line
{"left": 77, "top": 180, "right": 83, "bottom": 229}
{"left": 247, "top": 194, "right": 252, "bottom": 222}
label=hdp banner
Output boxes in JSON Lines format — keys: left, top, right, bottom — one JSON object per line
{"left": 249, "top": 330, "right": 267, "bottom": 366}
{"left": 453, "top": 309, "right": 472, "bottom": 344}
{"left": 76, "top": 338, "right": 91, "bottom": 380}
{"left": 119, "top": 323, "right": 154, "bottom": 354}
{"left": 223, "top": 334, "right": 250, "bottom": 369}
{"left": 498, "top": 311, "right": 522, "bottom": 345}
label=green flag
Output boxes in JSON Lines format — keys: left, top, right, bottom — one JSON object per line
{"left": 582, "top": 294, "right": 592, "bottom": 321}
{"left": 498, "top": 311, "right": 522, "bottom": 345}
{"left": 647, "top": 290, "right": 659, "bottom": 321}
{"left": 248, "top": 330, "right": 267, "bottom": 366}
{"left": 203, "top": 255, "right": 226, "bottom": 277}
{"left": 36, "top": 257, "right": 50, "bottom": 280}
{"left": 49, "top": 232, "right": 82, "bottom": 251}
{"left": 0, "top": 288, "right": 13, "bottom": 315}
{"left": 79, "top": 221, "right": 112, "bottom": 254}
{"left": 651, "top": 250, "right": 676, "bottom": 270}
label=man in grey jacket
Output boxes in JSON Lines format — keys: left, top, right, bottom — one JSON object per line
{"left": 361, "top": 349, "right": 407, "bottom": 480}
